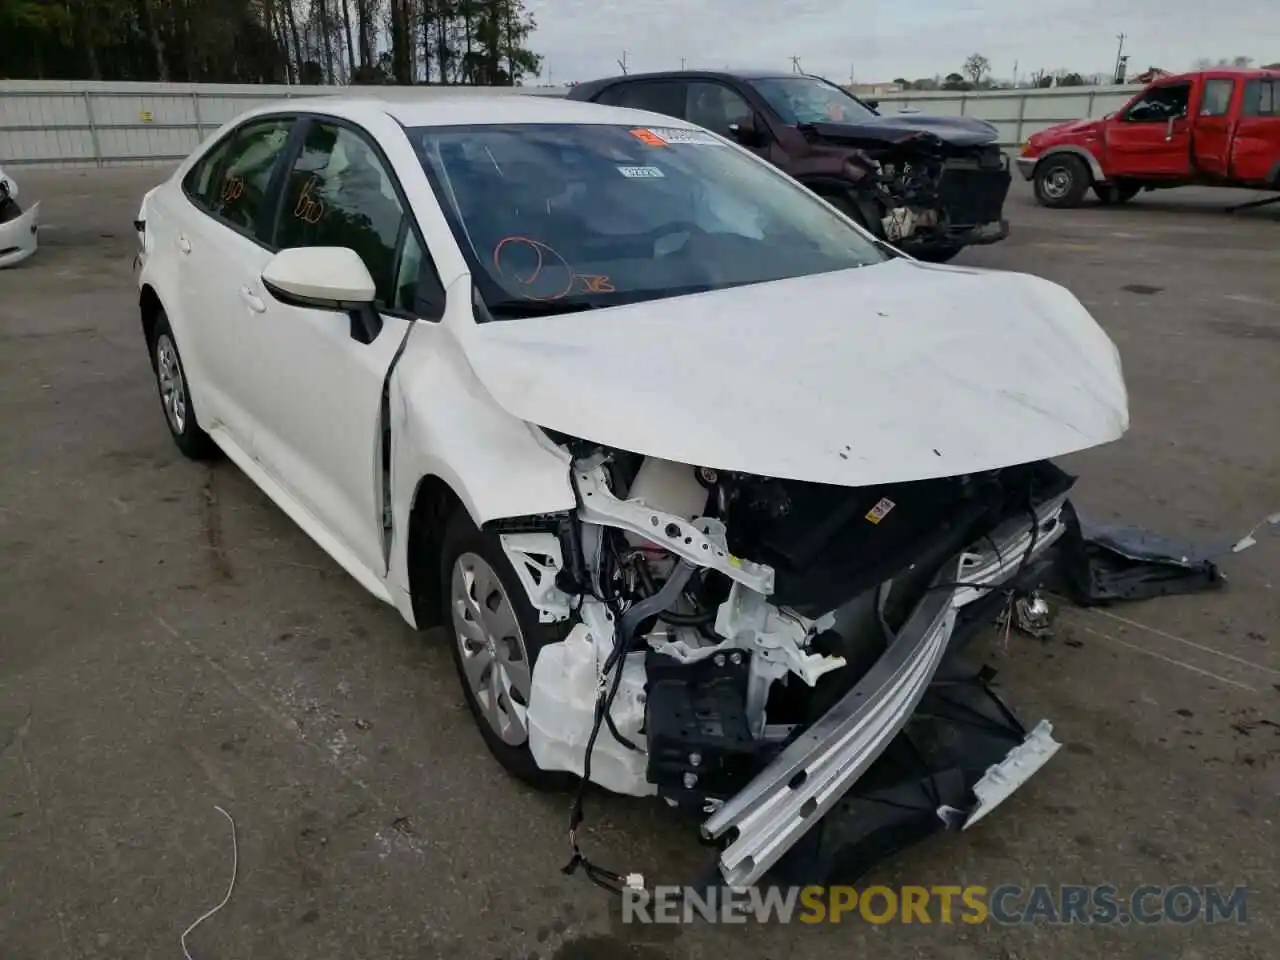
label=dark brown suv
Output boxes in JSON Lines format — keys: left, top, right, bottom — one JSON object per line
{"left": 567, "top": 70, "right": 1011, "bottom": 262}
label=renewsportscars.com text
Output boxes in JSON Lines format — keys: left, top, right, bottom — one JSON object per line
{"left": 622, "top": 884, "right": 1249, "bottom": 926}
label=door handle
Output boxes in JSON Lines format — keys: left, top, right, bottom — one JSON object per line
{"left": 239, "top": 286, "right": 267, "bottom": 313}
{"left": 178, "top": 235, "right": 192, "bottom": 254}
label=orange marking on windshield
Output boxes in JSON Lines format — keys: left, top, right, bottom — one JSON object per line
{"left": 629, "top": 128, "right": 669, "bottom": 147}
{"left": 493, "top": 236, "right": 575, "bottom": 301}
{"left": 577, "top": 274, "right": 614, "bottom": 293}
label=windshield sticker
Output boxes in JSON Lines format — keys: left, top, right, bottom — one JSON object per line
{"left": 648, "top": 127, "right": 723, "bottom": 145}
{"left": 629, "top": 128, "right": 669, "bottom": 147}
{"left": 865, "top": 497, "right": 896, "bottom": 525}
{"left": 617, "top": 165, "right": 665, "bottom": 179}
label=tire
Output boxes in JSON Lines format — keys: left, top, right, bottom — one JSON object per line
{"left": 1033, "top": 155, "right": 1090, "bottom": 208}
{"left": 1094, "top": 182, "right": 1140, "bottom": 205}
{"left": 912, "top": 244, "right": 964, "bottom": 264}
{"left": 149, "top": 311, "right": 217, "bottom": 460}
{"left": 439, "top": 507, "right": 573, "bottom": 789}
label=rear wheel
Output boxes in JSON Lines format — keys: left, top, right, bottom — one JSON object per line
{"left": 149, "top": 312, "right": 217, "bottom": 460}
{"left": 439, "top": 508, "right": 572, "bottom": 789}
{"left": 1033, "top": 155, "right": 1090, "bottom": 208}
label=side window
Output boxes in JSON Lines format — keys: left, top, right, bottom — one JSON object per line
{"left": 602, "top": 81, "right": 687, "bottom": 119}
{"left": 182, "top": 134, "right": 241, "bottom": 210}
{"left": 1243, "top": 79, "right": 1278, "bottom": 117}
{"left": 273, "top": 122, "right": 406, "bottom": 306}
{"left": 199, "top": 119, "right": 293, "bottom": 232}
{"left": 1125, "top": 84, "right": 1191, "bottom": 122}
{"left": 392, "top": 231, "right": 444, "bottom": 318}
{"left": 1199, "top": 79, "right": 1235, "bottom": 116}
{"left": 685, "top": 82, "right": 754, "bottom": 136}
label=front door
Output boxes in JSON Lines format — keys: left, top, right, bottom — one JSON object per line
{"left": 236, "top": 118, "right": 429, "bottom": 581}
{"left": 1105, "top": 81, "right": 1194, "bottom": 178}
{"left": 1192, "top": 78, "right": 1237, "bottom": 178}
{"left": 684, "top": 80, "right": 773, "bottom": 162}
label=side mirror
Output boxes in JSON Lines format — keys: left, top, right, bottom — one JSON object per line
{"left": 727, "top": 115, "right": 768, "bottom": 147}
{"left": 262, "top": 246, "right": 383, "bottom": 344}
{"left": 262, "top": 246, "right": 376, "bottom": 305}
{"left": 864, "top": 99, "right": 880, "bottom": 111}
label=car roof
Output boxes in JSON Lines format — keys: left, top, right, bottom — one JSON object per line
{"left": 269, "top": 91, "right": 703, "bottom": 129}
{"left": 1165, "top": 67, "right": 1280, "bottom": 81}
{"left": 576, "top": 68, "right": 807, "bottom": 87}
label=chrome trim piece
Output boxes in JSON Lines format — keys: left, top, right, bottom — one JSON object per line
{"left": 952, "top": 493, "right": 1068, "bottom": 608}
{"left": 702, "top": 556, "right": 962, "bottom": 888}
{"left": 702, "top": 502, "right": 1067, "bottom": 889}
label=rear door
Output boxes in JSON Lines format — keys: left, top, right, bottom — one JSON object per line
{"left": 236, "top": 116, "right": 445, "bottom": 581}
{"left": 1104, "top": 80, "right": 1194, "bottom": 178}
{"left": 176, "top": 115, "right": 297, "bottom": 450}
{"left": 1231, "top": 78, "right": 1280, "bottom": 184}
{"left": 1191, "top": 77, "right": 1237, "bottom": 178}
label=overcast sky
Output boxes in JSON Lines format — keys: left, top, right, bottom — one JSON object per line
{"left": 524, "top": 0, "right": 1279, "bottom": 85}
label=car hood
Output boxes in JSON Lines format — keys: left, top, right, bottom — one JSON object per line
{"left": 1037, "top": 117, "right": 1102, "bottom": 139}
{"left": 803, "top": 115, "right": 1000, "bottom": 148}
{"left": 458, "top": 260, "right": 1128, "bottom": 487}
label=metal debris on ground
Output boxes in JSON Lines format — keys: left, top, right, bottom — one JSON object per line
{"left": 997, "top": 590, "right": 1054, "bottom": 639}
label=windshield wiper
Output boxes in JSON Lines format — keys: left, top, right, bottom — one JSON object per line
{"left": 483, "top": 299, "right": 601, "bottom": 319}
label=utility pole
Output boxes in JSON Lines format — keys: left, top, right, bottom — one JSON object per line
{"left": 1013, "top": 59, "right": 1019, "bottom": 86}
{"left": 790, "top": 55, "right": 802, "bottom": 74}
{"left": 1112, "top": 33, "right": 1126, "bottom": 84}
{"left": 617, "top": 50, "right": 629, "bottom": 75}
{"left": 681, "top": 57, "right": 686, "bottom": 70}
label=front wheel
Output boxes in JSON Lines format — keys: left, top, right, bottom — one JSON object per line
{"left": 439, "top": 508, "right": 572, "bottom": 789}
{"left": 1033, "top": 155, "right": 1090, "bottom": 208}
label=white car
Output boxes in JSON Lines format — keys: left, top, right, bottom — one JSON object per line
{"left": 135, "top": 93, "right": 1128, "bottom": 889}
{"left": 0, "top": 166, "right": 40, "bottom": 268}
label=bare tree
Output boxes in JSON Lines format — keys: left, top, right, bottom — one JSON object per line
{"left": 962, "top": 52, "right": 990, "bottom": 85}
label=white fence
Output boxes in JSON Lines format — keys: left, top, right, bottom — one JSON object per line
{"left": 0, "top": 79, "right": 1139, "bottom": 168}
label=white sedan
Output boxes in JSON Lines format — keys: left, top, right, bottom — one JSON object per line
{"left": 135, "top": 93, "right": 1128, "bottom": 889}
{"left": 0, "top": 166, "right": 40, "bottom": 268}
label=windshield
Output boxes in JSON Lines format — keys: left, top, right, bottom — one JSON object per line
{"left": 409, "top": 123, "right": 885, "bottom": 318}
{"left": 752, "top": 76, "right": 879, "bottom": 125}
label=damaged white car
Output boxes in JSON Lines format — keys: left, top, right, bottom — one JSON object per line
{"left": 0, "top": 166, "right": 40, "bottom": 268}
{"left": 135, "top": 94, "right": 1128, "bottom": 890}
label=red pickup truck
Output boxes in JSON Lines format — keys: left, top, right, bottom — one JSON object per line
{"left": 1018, "top": 68, "right": 1280, "bottom": 209}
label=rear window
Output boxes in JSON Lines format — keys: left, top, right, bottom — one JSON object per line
{"left": 1243, "top": 79, "right": 1278, "bottom": 117}
{"left": 408, "top": 123, "right": 884, "bottom": 319}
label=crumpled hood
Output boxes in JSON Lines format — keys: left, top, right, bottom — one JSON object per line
{"left": 804, "top": 114, "right": 1000, "bottom": 148}
{"left": 459, "top": 260, "right": 1128, "bottom": 487}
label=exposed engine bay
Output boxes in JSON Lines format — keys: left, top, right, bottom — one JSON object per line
{"left": 808, "top": 126, "right": 1012, "bottom": 248}
{"left": 505, "top": 438, "right": 1072, "bottom": 889}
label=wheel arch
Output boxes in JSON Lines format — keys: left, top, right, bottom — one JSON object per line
{"left": 139, "top": 283, "right": 164, "bottom": 358}
{"left": 1034, "top": 145, "right": 1106, "bottom": 184}
{"left": 405, "top": 473, "right": 467, "bottom": 629}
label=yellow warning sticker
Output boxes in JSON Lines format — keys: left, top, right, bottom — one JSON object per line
{"left": 865, "top": 497, "right": 896, "bottom": 525}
